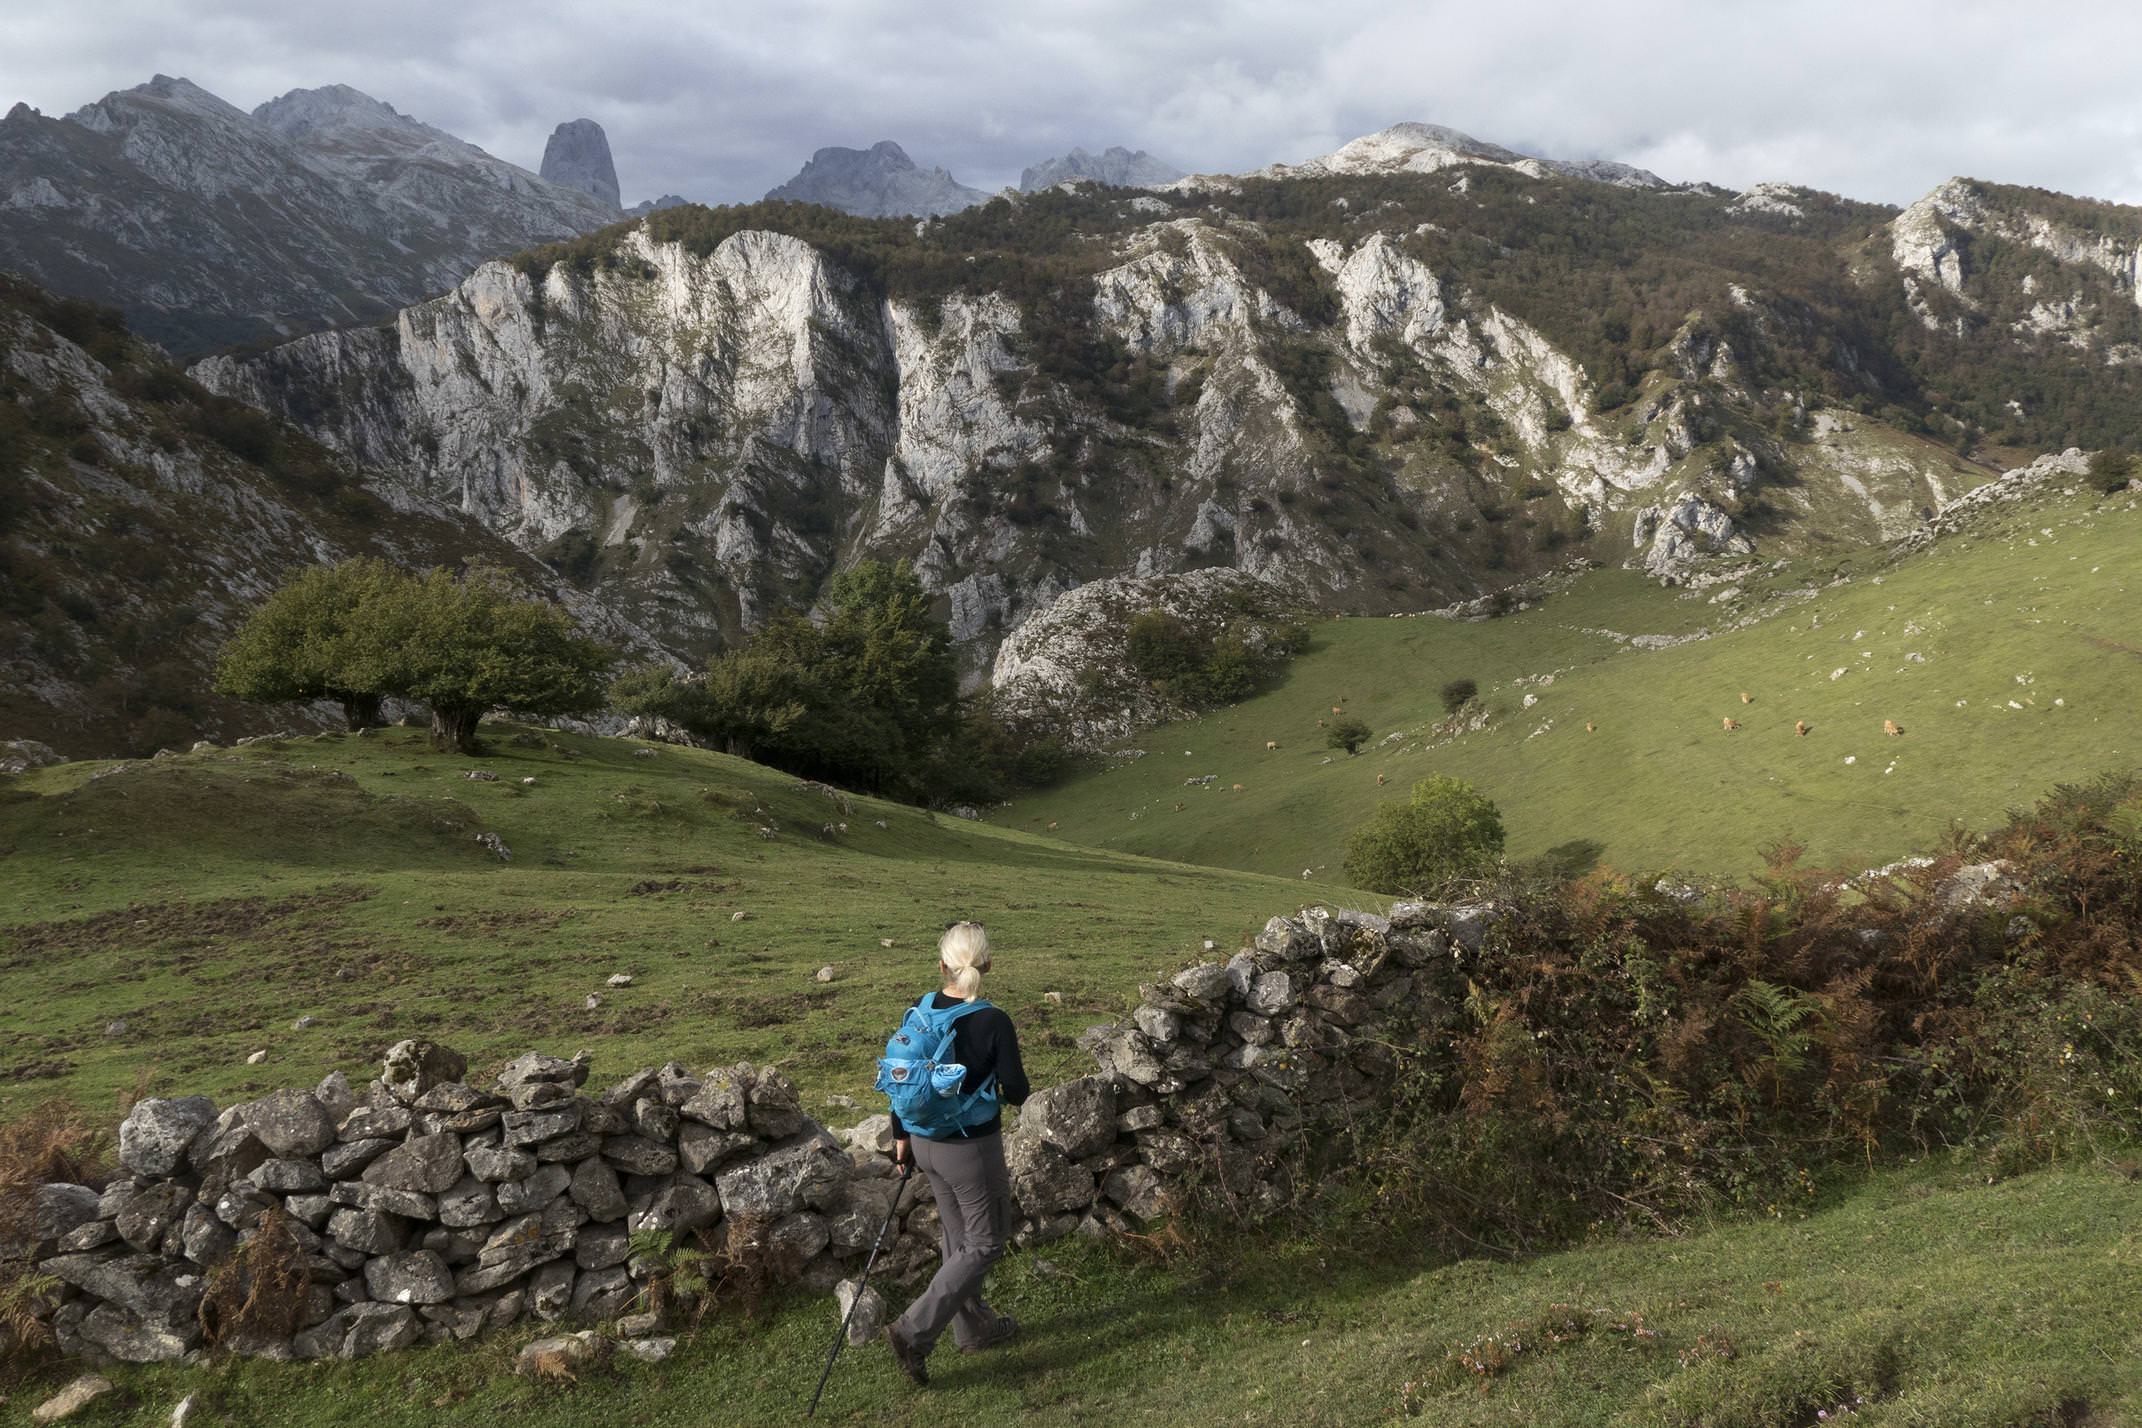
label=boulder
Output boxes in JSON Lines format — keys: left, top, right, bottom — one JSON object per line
{"left": 241, "top": 1088, "right": 336, "bottom": 1157}
{"left": 1171, "top": 962, "right": 1234, "bottom": 1003}
{"left": 516, "top": 1330, "right": 608, "bottom": 1378}
{"left": 337, "top": 1102, "right": 413, "bottom": 1143}
{"left": 679, "top": 1066, "right": 748, "bottom": 1129}
{"left": 28, "top": 1183, "right": 100, "bottom": 1249}
{"left": 569, "top": 1264, "right": 634, "bottom": 1318}
{"left": 678, "top": 1122, "right": 754, "bottom": 1176}
{"left": 316, "top": 1070, "right": 358, "bottom": 1123}
{"left": 716, "top": 1144, "right": 845, "bottom": 1220}
{"left": 466, "top": 1143, "right": 537, "bottom": 1183}
{"left": 254, "top": 1157, "right": 326, "bottom": 1192}
{"left": 1005, "top": 1129, "right": 1097, "bottom": 1216}
{"left": 495, "top": 1051, "right": 589, "bottom": 1097}
{"left": 41, "top": 1252, "right": 201, "bottom": 1326}
{"left": 601, "top": 1135, "right": 679, "bottom": 1177}
{"left": 437, "top": 1176, "right": 502, "bottom": 1229}
{"left": 746, "top": 1070, "right": 808, "bottom": 1138}
{"left": 30, "top": 1374, "right": 114, "bottom": 1424}
{"left": 767, "top": 1211, "right": 831, "bottom": 1270}
{"left": 635, "top": 1174, "right": 721, "bottom": 1235}
{"left": 630, "top": 1099, "right": 680, "bottom": 1142}
{"left": 328, "top": 1181, "right": 437, "bottom": 1220}
{"left": 118, "top": 1096, "right": 217, "bottom": 1177}
{"left": 1016, "top": 1077, "right": 1118, "bottom": 1159}
{"left": 1248, "top": 970, "right": 1295, "bottom": 1015}
{"left": 78, "top": 1302, "right": 197, "bottom": 1362}
{"left": 502, "top": 1106, "right": 582, "bottom": 1146}
{"left": 569, "top": 1158, "right": 628, "bottom": 1221}
{"left": 327, "top": 1207, "right": 407, "bottom": 1256}
{"left": 381, "top": 1040, "right": 469, "bottom": 1104}
{"left": 363, "top": 1133, "right": 466, "bottom": 1194}
{"left": 321, "top": 1137, "right": 395, "bottom": 1180}
{"left": 365, "top": 1250, "right": 456, "bottom": 1306}
{"left": 1102, "top": 1164, "right": 1170, "bottom": 1223}
{"left": 505, "top": 1163, "right": 578, "bottom": 1215}
{"left": 833, "top": 1277, "right": 887, "bottom": 1346}
{"left": 340, "top": 1302, "right": 422, "bottom": 1358}
{"left": 115, "top": 1181, "right": 191, "bottom": 1253}
{"left": 179, "top": 1203, "right": 238, "bottom": 1266}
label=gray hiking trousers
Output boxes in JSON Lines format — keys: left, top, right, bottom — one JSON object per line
{"left": 892, "top": 1131, "right": 1013, "bottom": 1354}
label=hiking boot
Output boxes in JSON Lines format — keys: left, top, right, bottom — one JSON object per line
{"left": 959, "top": 1313, "right": 1020, "bottom": 1353}
{"left": 885, "top": 1324, "right": 928, "bottom": 1387}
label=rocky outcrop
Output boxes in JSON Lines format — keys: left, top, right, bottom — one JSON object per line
{"left": 0, "top": 77, "right": 614, "bottom": 357}
{"left": 764, "top": 141, "right": 987, "bottom": 218}
{"left": 18, "top": 903, "right": 1486, "bottom": 1366}
{"left": 1632, "top": 492, "right": 1754, "bottom": 581}
{"left": 989, "top": 569, "right": 1296, "bottom": 747}
{"left": 539, "top": 119, "right": 622, "bottom": 211}
{"left": 1020, "top": 147, "right": 1183, "bottom": 192}
{"left": 1214, "top": 121, "right": 1667, "bottom": 189}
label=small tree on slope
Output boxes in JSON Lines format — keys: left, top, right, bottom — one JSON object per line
{"left": 213, "top": 557, "right": 407, "bottom": 730}
{"left": 383, "top": 565, "right": 614, "bottom": 754}
{"left": 1344, "top": 774, "right": 1505, "bottom": 896}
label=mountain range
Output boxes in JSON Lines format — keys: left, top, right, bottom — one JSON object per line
{"left": 0, "top": 76, "right": 616, "bottom": 357}
{"left": 5, "top": 80, "right": 2142, "bottom": 757}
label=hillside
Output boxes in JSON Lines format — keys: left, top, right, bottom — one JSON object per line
{"left": 1002, "top": 462, "right": 2139, "bottom": 880}
{"left": 0, "top": 76, "right": 614, "bottom": 357}
{"left": 0, "top": 723, "right": 1358, "bottom": 1112}
{"left": 192, "top": 166, "right": 2023, "bottom": 677}
{"left": 27, "top": 1157, "right": 2141, "bottom": 1424}
{"left": 0, "top": 275, "right": 661, "bottom": 757}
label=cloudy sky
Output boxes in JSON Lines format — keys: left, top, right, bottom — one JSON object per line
{"left": 5, "top": 0, "right": 2141, "bottom": 208}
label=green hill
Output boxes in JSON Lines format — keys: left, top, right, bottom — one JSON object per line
{"left": 0, "top": 726, "right": 1359, "bottom": 1113}
{"left": 1003, "top": 477, "right": 2140, "bottom": 881}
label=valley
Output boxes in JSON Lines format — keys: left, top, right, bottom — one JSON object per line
{"left": 1006, "top": 467, "right": 2139, "bottom": 880}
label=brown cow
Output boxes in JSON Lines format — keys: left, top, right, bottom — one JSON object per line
{"left": 1722, "top": 717, "right": 1741, "bottom": 732}
{"left": 1884, "top": 719, "right": 1903, "bottom": 736}
{"left": 1585, "top": 721, "right": 1596, "bottom": 733}
{"left": 1264, "top": 740, "right": 1279, "bottom": 751}
{"left": 1376, "top": 773, "right": 1387, "bottom": 786}
{"left": 1046, "top": 820, "right": 1059, "bottom": 831}
{"left": 1794, "top": 720, "right": 1809, "bottom": 737}
{"left": 1331, "top": 705, "right": 1345, "bottom": 715}
{"left": 1740, "top": 692, "right": 1753, "bottom": 705}
{"left": 1230, "top": 783, "right": 1245, "bottom": 792}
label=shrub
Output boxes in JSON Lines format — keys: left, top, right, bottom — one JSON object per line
{"left": 1440, "top": 678, "right": 1478, "bottom": 713}
{"left": 1326, "top": 718, "right": 1372, "bottom": 755}
{"left": 2087, "top": 445, "right": 2134, "bottom": 494}
{"left": 1343, "top": 774, "right": 1505, "bottom": 894}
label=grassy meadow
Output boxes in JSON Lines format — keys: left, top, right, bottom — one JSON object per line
{"left": 1004, "top": 481, "right": 2141, "bottom": 881}
{"left": 0, "top": 726, "right": 1362, "bottom": 1118}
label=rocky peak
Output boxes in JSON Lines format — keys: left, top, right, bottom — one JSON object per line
{"left": 69, "top": 74, "right": 251, "bottom": 130}
{"left": 1239, "top": 120, "right": 1665, "bottom": 190}
{"left": 252, "top": 84, "right": 419, "bottom": 141}
{"left": 1020, "top": 146, "right": 1184, "bottom": 192}
{"left": 540, "top": 118, "right": 622, "bottom": 211}
{"left": 764, "top": 140, "right": 988, "bottom": 218}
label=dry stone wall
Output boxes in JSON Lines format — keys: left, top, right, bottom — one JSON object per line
{"left": 20, "top": 902, "right": 1489, "bottom": 1366}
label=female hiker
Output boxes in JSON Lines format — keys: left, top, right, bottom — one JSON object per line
{"left": 879, "top": 921, "right": 1030, "bottom": 1386}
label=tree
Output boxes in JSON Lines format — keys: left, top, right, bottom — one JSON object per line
{"left": 1326, "top": 717, "right": 1372, "bottom": 755}
{"left": 1126, "top": 609, "right": 1205, "bottom": 684}
{"left": 1440, "top": 678, "right": 1479, "bottom": 714}
{"left": 1343, "top": 775, "right": 1506, "bottom": 896}
{"left": 2088, "top": 445, "right": 2134, "bottom": 495}
{"left": 213, "top": 557, "right": 407, "bottom": 729}
{"left": 382, "top": 564, "right": 614, "bottom": 754}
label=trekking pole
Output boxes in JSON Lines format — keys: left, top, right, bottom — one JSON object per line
{"left": 807, "top": 1161, "right": 915, "bottom": 1419}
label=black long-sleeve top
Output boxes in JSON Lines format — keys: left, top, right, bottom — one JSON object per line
{"left": 887, "top": 994, "right": 1030, "bottom": 1141}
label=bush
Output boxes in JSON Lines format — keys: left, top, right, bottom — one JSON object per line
{"left": 1325, "top": 718, "right": 1372, "bottom": 755}
{"left": 1343, "top": 775, "right": 1505, "bottom": 894}
{"left": 1440, "top": 678, "right": 1478, "bottom": 713}
{"left": 2087, "top": 445, "right": 2134, "bottom": 494}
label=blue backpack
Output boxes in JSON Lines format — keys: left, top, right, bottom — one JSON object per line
{"left": 875, "top": 996, "right": 999, "bottom": 1138}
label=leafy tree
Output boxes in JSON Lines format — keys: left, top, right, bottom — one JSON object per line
{"left": 1343, "top": 775, "right": 1506, "bottom": 895}
{"left": 2088, "top": 445, "right": 2134, "bottom": 494}
{"left": 381, "top": 564, "right": 613, "bottom": 754}
{"left": 1326, "top": 717, "right": 1372, "bottom": 755}
{"left": 212, "top": 557, "right": 407, "bottom": 729}
{"left": 1440, "top": 678, "right": 1479, "bottom": 714}
{"left": 1125, "top": 609, "right": 1204, "bottom": 684}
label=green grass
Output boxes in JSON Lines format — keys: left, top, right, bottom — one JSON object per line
{"left": 0, "top": 727, "right": 1361, "bottom": 1116}
{"left": 1007, "top": 483, "right": 2141, "bottom": 880}
{"left": 25, "top": 1155, "right": 2138, "bottom": 1426}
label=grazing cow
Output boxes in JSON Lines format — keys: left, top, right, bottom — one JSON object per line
{"left": 1264, "top": 740, "right": 1279, "bottom": 751}
{"left": 1046, "top": 820, "right": 1058, "bottom": 831}
{"left": 1722, "top": 717, "right": 1741, "bottom": 731}
{"left": 1317, "top": 719, "right": 1327, "bottom": 728}
{"left": 1740, "top": 692, "right": 1753, "bottom": 705}
{"left": 1376, "top": 773, "right": 1387, "bottom": 786}
{"left": 1230, "top": 783, "right": 1245, "bottom": 791}
{"left": 1585, "top": 721, "right": 1596, "bottom": 733}
{"left": 1332, "top": 705, "right": 1345, "bottom": 715}
{"left": 1795, "top": 720, "right": 1809, "bottom": 737}
{"left": 1172, "top": 803, "right": 1185, "bottom": 812}
{"left": 1884, "top": 719, "right": 1903, "bottom": 736}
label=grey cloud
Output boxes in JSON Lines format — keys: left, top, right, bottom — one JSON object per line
{"left": 4, "top": 0, "right": 2140, "bottom": 209}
